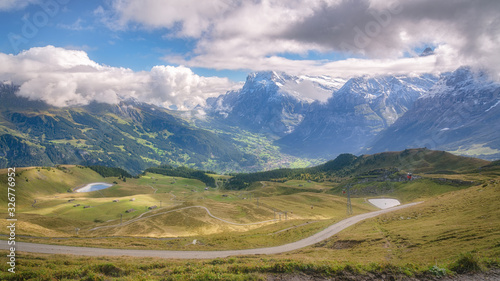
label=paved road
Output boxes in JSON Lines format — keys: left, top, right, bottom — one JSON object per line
{"left": 1, "top": 202, "right": 421, "bottom": 259}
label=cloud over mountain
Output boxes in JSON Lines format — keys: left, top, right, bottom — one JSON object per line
{"left": 104, "top": 0, "right": 500, "bottom": 79}
{"left": 0, "top": 46, "right": 238, "bottom": 109}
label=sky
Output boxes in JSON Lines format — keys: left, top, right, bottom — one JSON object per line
{"left": 0, "top": 0, "right": 499, "bottom": 109}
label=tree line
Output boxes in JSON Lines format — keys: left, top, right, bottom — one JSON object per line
{"left": 145, "top": 165, "right": 216, "bottom": 187}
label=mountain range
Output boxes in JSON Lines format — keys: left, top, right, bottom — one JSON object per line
{"left": 1, "top": 66, "right": 499, "bottom": 174}
{"left": 367, "top": 67, "right": 500, "bottom": 156}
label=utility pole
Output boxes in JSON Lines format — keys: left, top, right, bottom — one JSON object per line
{"left": 345, "top": 184, "right": 353, "bottom": 215}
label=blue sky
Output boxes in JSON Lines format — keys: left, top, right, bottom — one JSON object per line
{"left": 0, "top": 0, "right": 498, "bottom": 109}
{"left": 0, "top": 1, "right": 230, "bottom": 76}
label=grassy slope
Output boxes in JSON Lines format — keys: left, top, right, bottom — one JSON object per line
{"left": 2, "top": 161, "right": 494, "bottom": 245}
{"left": 0, "top": 159, "right": 498, "bottom": 280}
{"left": 0, "top": 166, "right": 105, "bottom": 207}
{"left": 6, "top": 179, "right": 376, "bottom": 248}
{"left": 292, "top": 180, "right": 500, "bottom": 265}
{"left": 0, "top": 181, "right": 498, "bottom": 280}
{"left": 225, "top": 148, "right": 490, "bottom": 190}
{"left": 353, "top": 149, "right": 489, "bottom": 174}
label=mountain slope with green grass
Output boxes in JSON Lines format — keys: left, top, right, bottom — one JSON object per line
{"left": 225, "top": 148, "right": 489, "bottom": 190}
{"left": 0, "top": 85, "right": 257, "bottom": 174}
{"left": 0, "top": 152, "right": 498, "bottom": 280}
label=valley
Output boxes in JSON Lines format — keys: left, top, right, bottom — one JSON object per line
{"left": 1, "top": 1, "right": 499, "bottom": 279}
{"left": 0, "top": 150, "right": 498, "bottom": 280}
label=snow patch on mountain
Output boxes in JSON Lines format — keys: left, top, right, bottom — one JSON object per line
{"left": 279, "top": 75, "right": 346, "bottom": 103}
{"left": 486, "top": 100, "right": 500, "bottom": 112}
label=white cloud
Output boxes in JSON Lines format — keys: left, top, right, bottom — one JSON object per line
{"left": 108, "top": 0, "right": 237, "bottom": 37}
{"left": 0, "top": 0, "right": 40, "bottom": 11}
{"left": 166, "top": 47, "right": 453, "bottom": 79}
{"left": 103, "top": 0, "right": 500, "bottom": 80}
{"left": 0, "top": 46, "right": 239, "bottom": 109}
{"left": 57, "top": 18, "right": 93, "bottom": 31}
{"left": 146, "top": 65, "right": 241, "bottom": 109}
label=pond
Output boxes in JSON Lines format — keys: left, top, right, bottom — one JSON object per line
{"left": 368, "top": 198, "right": 401, "bottom": 209}
{"left": 75, "top": 182, "right": 113, "bottom": 193}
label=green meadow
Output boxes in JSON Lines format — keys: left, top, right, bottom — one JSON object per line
{"left": 0, "top": 156, "right": 498, "bottom": 280}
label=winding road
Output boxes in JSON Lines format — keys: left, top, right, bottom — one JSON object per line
{"left": 1, "top": 202, "right": 421, "bottom": 259}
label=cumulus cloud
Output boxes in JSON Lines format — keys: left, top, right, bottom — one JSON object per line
{"left": 283, "top": 0, "right": 500, "bottom": 76}
{"left": 0, "top": 46, "right": 239, "bottom": 109}
{"left": 107, "top": 0, "right": 237, "bottom": 37}
{"left": 104, "top": 0, "right": 500, "bottom": 79}
{"left": 147, "top": 65, "right": 240, "bottom": 109}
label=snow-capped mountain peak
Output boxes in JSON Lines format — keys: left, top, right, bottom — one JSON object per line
{"left": 206, "top": 71, "right": 346, "bottom": 135}
{"left": 421, "top": 66, "right": 499, "bottom": 100}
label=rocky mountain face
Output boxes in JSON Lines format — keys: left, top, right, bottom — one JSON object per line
{"left": 277, "top": 74, "right": 438, "bottom": 157}
{"left": 206, "top": 71, "right": 345, "bottom": 136}
{"left": 367, "top": 67, "right": 500, "bottom": 160}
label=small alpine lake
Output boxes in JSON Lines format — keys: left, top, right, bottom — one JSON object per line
{"left": 75, "top": 182, "right": 113, "bottom": 193}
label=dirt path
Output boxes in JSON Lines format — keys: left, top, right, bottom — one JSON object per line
{"left": 147, "top": 185, "right": 158, "bottom": 194}
{"left": 89, "top": 205, "right": 277, "bottom": 231}
{"left": 1, "top": 202, "right": 421, "bottom": 259}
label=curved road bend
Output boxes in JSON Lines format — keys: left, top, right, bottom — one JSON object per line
{"left": 2, "top": 202, "right": 421, "bottom": 259}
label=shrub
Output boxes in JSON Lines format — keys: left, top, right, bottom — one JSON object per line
{"left": 94, "top": 263, "right": 125, "bottom": 277}
{"left": 428, "top": 265, "right": 447, "bottom": 277}
{"left": 450, "top": 253, "right": 481, "bottom": 274}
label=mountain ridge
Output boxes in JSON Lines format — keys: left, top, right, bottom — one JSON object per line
{"left": 1, "top": 66, "right": 499, "bottom": 174}
{"left": 277, "top": 73, "right": 438, "bottom": 157}
{"left": 366, "top": 67, "right": 500, "bottom": 160}
{"left": 206, "top": 71, "right": 346, "bottom": 136}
